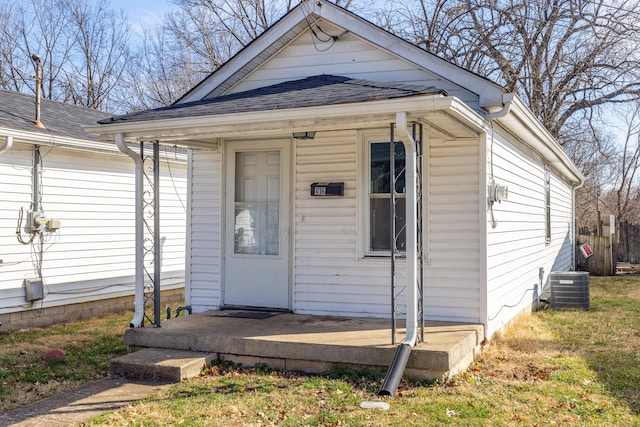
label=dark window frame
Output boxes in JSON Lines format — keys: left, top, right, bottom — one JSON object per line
{"left": 368, "top": 140, "right": 406, "bottom": 253}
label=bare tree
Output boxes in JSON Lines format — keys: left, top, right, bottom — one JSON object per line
{"left": 163, "top": 0, "right": 299, "bottom": 74}
{"left": 599, "top": 103, "right": 640, "bottom": 224}
{"left": 0, "top": 2, "right": 25, "bottom": 92}
{"left": 567, "top": 116, "right": 617, "bottom": 229}
{"left": 372, "top": 0, "right": 468, "bottom": 66}
{"left": 61, "top": 0, "right": 130, "bottom": 111}
{"left": 0, "top": 0, "right": 73, "bottom": 98}
{"left": 0, "top": 0, "right": 130, "bottom": 112}
{"left": 121, "top": 26, "right": 208, "bottom": 111}
{"left": 120, "top": 0, "right": 300, "bottom": 109}
{"left": 388, "top": 0, "right": 640, "bottom": 140}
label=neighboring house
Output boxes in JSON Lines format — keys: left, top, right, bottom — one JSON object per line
{"left": 0, "top": 89, "right": 187, "bottom": 331}
{"left": 85, "top": 0, "right": 583, "bottom": 340}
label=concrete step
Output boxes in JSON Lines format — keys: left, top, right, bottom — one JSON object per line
{"left": 109, "top": 348, "right": 216, "bottom": 383}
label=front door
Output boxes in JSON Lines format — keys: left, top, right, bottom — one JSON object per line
{"left": 224, "top": 140, "right": 290, "bottom": 309}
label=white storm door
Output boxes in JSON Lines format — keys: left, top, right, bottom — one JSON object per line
{"left": 224, "top": 140, "right": 290, "bottom": 309}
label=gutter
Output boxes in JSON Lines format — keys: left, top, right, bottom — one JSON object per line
{"left": 83, "top": 96, "right": 487, "bottom": 142}
{"left": 506, "top": 97, "right": 583, "bottom": 184}
{"left": 378, "top": 112, "right": 419, "bottom": 396}
{"left": 115, "top": 133, "right": 145, "bottom": 328}
{"left": 0, "top": 135, "right": 13, "bottom": 155}
{"left": 1, "top": 127, "right": 119, "bottom": 153}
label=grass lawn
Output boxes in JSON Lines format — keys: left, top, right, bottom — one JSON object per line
{"left": 2, "top": 276, "right": 639, "bottom": 426}
{"left": 0, "top": 310, "right": 131, "bottom": 411}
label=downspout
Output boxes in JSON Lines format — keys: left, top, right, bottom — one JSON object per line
{"left": 115, "top": 133, "right": 145, "bottom": 328}
{"left": 572, "top": 180, "right": 585, "bottom": 271}
{"left": 0, "top": 135, "right": 13, "bottom": 155}
{"left": 378, "top": 112, "right": 418, "bottom": 396}
{"left": 485, "top": 93, "right": 515, "bottom": 121}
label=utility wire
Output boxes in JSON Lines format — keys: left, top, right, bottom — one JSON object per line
{"left": 488, "top": 287, "right": 538, "bottom": 321}
{"left": 165, "top": 145, "right": 186, "bottom": 212}
{"left": 299, "top": 0, "right": 340, "bottom": 52}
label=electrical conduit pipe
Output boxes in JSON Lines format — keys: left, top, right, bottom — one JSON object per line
{"left": 378, "top": 112, "right": 419, "bottom": 396}
{"left": 115, "top": 133, "right": 145, "bottom": 328}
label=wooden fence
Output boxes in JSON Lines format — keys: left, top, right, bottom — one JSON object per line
{"left": 617, "top": 221, "right": 640, "bottom": 264}
{"left": 577, "top": 234, "right": 616, "bottom": 276}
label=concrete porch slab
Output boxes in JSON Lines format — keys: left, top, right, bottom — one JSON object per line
{"left": 120, "top": 312, "right": 485, "bottom": 382}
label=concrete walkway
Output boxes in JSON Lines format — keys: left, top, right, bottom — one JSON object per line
{"left": 0, "top": 378, "right": 171, "bottom": 427}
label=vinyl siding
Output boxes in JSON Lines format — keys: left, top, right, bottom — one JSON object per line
{"left": 425, "top": 138, "right": 482, "bottom": 322}
{"left": 187, "top": 149, "right": 223, "bottom": 312}
{"left": 184, "top": 126, "right": 574, "bottom": 329}
{"left": 229, "top": 21, "right": 477, "bottom": 106}
{"left": 293, "top": 130, "right": 389, "bottom": 316}
{"left": 292, "top": 130, "right": 482, "bottom": 322}
{"left": 486, "top": 131, "right": 574, "bottom": 336}
{"left": 0, "top": 143, "right": 187, "bottom": 315}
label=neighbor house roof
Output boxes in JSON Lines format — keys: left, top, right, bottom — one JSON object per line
{"left": 99, "top": 75, "right": 447, "bottom": 125}
{"left": 0, "top": 89, "right": 111, "bottom": 142}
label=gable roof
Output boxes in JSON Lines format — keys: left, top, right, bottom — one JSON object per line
{"left": 0, "top": 89, "right": 111, "bottom": 142}
{"left": 100, "top": 75, "right": 447, "bottom": 125}
{"left": 177, "top": 0, "right": 507, "bottom": 109}
{"left": 84, "top": 1, "right": 582, "bottom": 186}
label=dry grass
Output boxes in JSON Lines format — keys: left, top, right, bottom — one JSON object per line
{"left": 2, "top": 277, "right": 638, "bottom": 426}
{"left": 473, "top": 313, "right": 559, "bottom": 380}
{"left": 0, "top": 310, "right": 132, "bottom": 412}
{"left": 85, "top": 276, "right": 640, "bottom": 426}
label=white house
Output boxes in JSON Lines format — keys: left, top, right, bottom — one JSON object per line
{"left": 0, "top": 89, "right": 187, "bottom": 331}
{"left": 85, "top": 0, "right": 583, "bottom": 341}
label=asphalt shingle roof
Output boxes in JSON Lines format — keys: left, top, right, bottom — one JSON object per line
{"left": 99, "top": 75, "right": 447, "bottom": 125}
{"left": 0, "top": 89, "right": 112, "bottom": 141}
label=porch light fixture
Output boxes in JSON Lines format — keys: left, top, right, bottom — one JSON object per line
{"left": 292, "top": 131, "right": 316, "bottom": 140}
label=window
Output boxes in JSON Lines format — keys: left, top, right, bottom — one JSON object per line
{"left": 368, "top": 140, "right": 406, "bottom": 253}
{"left": 545, "top": 169, "right": 551, "bottom": 245}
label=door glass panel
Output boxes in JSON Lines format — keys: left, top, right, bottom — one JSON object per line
{"left": 234, "top": 151, "right": 280, "bottom": 255}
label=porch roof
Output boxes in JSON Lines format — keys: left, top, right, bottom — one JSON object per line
{"left": 98, "top": 75, "right": 447, "bottom": 125}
